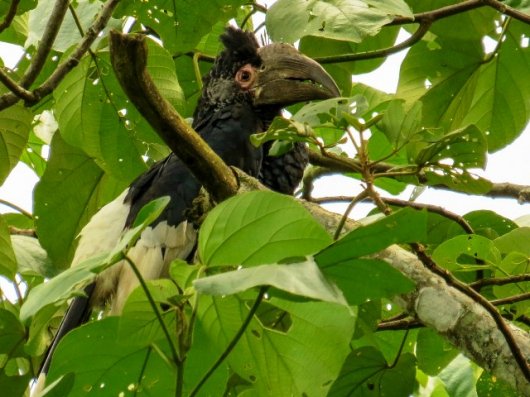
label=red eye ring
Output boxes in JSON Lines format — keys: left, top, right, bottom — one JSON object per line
{"left": 236, "top": 64, "right": 256, "bottom": 89}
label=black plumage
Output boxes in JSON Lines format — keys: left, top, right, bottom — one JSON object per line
{"left": 34, "top": 26, "right": 339, "bottom": 392}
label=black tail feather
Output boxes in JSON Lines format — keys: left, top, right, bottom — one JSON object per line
{"left": 38, "top": 283, "right": 95, "bottom": 378}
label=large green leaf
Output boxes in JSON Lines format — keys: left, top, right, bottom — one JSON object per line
{"left": 53, "top": 56, "right": 147, "bottom": 181}
{"left": 416, "top": 328, "right": 458, "bottom": 376}
{"left": 199, "top": 191, "right": 332, "bottom": 267}
{"left": 267, "top": 0, "right": 412, "bottom": 43}
{"left": 316, "top": 207, "right": 428, "bottom": 265}
{"left": 432, "top": 234, "right": 501, "bottom": 278}
{"left": 22, "top": 196, "right": 169, "bottom": 323}
{"left": 0, "top": 309, "right": 25, "bottom": 357}
{"left": 415, "top": 125, "right": 487, "bottom": 169}
{"left": 328, "top": 346, "right": 416, "bottom": 396}
{"left": 398, "top": 20, "right": 530, "bottom": 152}
{"left": 406, "top": 0, "right": 497, "bottom": 41}
{"left": 438, "top": 355, "right": 477, "bottom": 397}
{"left": 45, "top": 317, "right": 175, "bottom": 397}
{"left": 194, "top": 258, "right": 348, "bottom": 307}
{"left": 299, "top": 26, "right": 400, "bottom": 91}
{"left": 0, "top": 215, "right": 16, "bottom": 279}
{"left": 27, "top": 0, "right": 107, "bottom": 52}
{"left": 199, "top": 293, "right": 355, "bottom": 396}
{"left": 321, "top": 258, "right": 415, "bottom": 305}
{"left": 20, "top": 253, "right": 107, "bottom": 323}
{"left": 115, "top": 0, "right": 246, "bottom": 53}
{"left": 11, "top": 235, "right": 54, "bottom": 278}
{"left": 494, "top": 227, "right": 530, "bottom": 255}
{"left": 0, "top": 104, "right": 32, "bottom": 184}
{"left": 34, "top": 134, "right": 126, "bottom": 268}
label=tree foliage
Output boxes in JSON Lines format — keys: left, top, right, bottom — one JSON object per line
{"left": 0, "top": 0, "right": 530, "bottom": 396}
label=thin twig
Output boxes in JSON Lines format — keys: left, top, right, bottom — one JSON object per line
{"left": 0, "top": 198, "right": 33, "bottom": 218}
{"left": 0, "top": 0, "right": 21, "bottom": 33}
{"left": 0, "top": 68, "right": 36, "bottom": 101}
{"left": 470, "top": 274, "right": 530, "bottom": 289}
{"left": 333, "top": 190, "right": 369, "bottom": 240}
{"left": 189, "top": 287, "right": 268, "bottom": 397}
{"left": 492, "top": 292, "right": 530, "bottom": 306}
{"left": 377, "top": 317, "right": 423, "bottom": 331}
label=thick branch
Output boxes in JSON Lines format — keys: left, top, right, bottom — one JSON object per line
{"left": 296, "top": 200, "right": 530, "bottom": 395}
{"left": 109, "top": 31, "right": 238, "bottom": 202}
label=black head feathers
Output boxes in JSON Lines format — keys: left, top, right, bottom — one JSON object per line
{"left": 206, "top": 27, "right": 261, "bottom": 81}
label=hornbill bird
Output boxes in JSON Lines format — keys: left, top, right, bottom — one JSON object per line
{"left": 34, "top": 26, "right": 339, "bottom": 390}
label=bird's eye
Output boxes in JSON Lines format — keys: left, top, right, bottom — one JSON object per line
{"left": 240, "top": 70, "right": 251, "bottom": 81}
{"left": 236, "top": 64, "right": 256, "bottom": 89}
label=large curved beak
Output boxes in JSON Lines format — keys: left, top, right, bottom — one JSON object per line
{"left": 253, "top": 43, "right": 340, "bottom": 107}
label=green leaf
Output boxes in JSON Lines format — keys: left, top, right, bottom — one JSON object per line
{"left": 378, "top": 99, "right": 423, "bottom": 148}
{"left": 267, "top": 0, "right": 411, "bottom": 43}
{"left": 27, "top": 0, "right": 106, "bottom": 52}
{"left": 53, "top": 56, "right": 147, "bottom": 181}
{"left": 146, "top": 39, "right": 186, "bottom": 113}
{"left": 36, "top": 373, "right": 75, "bottom": 397}
{"left": 462, "top": 210, "right": 518, "bottom": 239}
{"left": 24, "top": 195, "right": 169, "bottom": 323}
{"left": 321, "top": 258, "right": 415, "bottom": 305}
{"left": 432, "top": 235, "right": 500, "bottom": 279}
{"left": 34, "top": 133, "right": 126, "bottom": 268}
{"left": 439, "top": 355, "right": 477, "bottom": 397}
{"left": 119, "top": 280, "right": 179, "bottom": 345}
{"left": 199, "top": 191, "right": 332, "bottom": 267}
{"left": 494, "top": 227, "right": 530, "bottom": 255}
{"left": 194, "top": 258, "right": 348, "bottom": 307}
{"left": 476, "top": 371, "right": 519, "bottom": 397}
{"left": 0, "top": 309, "right": 25, "bottom": 357}
{"left": 406, "top": 0, "right": 496, "bottom": 41}
{"left": 415, "top": 125, "right": 487, "bottom": 169}
{"left": 11, "top": 235, "right": 54, "bottom": 278}
{"left": 19, "top": 254, "right": 107, "bottom": 323}
{"left": 398, "top": 20, "right": 530, "bottom": 152}
{"left": 115, "top": 0, "right": 246, "bottom": 53}
{"left": 316, "top": 207, "right": 427, "bottom": 265}
{"left": 328, "top": 346, "right": 416, "bottom": 396}
{"left": 416, "top": 328, "right": 458, "bottom": 376}
{"left": 0, "top": 104, "right": 32, "bottom": 184}
{"left": 420, "top": 168, "right": 492, "bottom": 195}
{"left": 299, "top": 26, "right": 400, "bottom": 89}
{"left": 493, "top": 252, "right": 530, "bottom": 306}
{"left": 46, "top": 317, "right": 175, "bottom": 396}
{"left": 199, "top": 293, "right": 355, "bottom": 396}
{"left": 0, "top": 215, "right": 16, "bottom": 279}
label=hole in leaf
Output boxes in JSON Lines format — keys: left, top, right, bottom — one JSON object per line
{"left": 255, "top": 302, "right": 292, "bottom": 333}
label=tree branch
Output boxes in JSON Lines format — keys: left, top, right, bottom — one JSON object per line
{"left": 307, "top": 149, "right": 530, "bottom": 203}
{"left": 108, "top": 31, "right": 238, "bottom": 202}
{"left": 296, "top": 200, "right": 530, "bottom": 395}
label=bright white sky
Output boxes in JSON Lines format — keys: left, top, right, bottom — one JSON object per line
{"left": 1, "top": 20, "right": 529, "bottom": 222}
